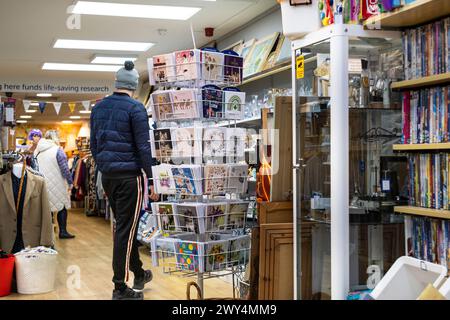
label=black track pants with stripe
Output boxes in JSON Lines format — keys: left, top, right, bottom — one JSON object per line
{"left": 102, "top": 174, "right": 145, "bottom": 291}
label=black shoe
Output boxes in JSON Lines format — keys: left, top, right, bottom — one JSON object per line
{"left": 59, "top": 231, "right": 75, "bottom": 239}
{"left": 112, "top": 287, "right": 144, "bottom": 300}
{"left": 133, "top": 270, "right": 153, "bottom": 291}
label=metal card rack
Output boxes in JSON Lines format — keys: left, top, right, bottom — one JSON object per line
{"left": 145, "top": 50, "right": 253, "bottom": 298}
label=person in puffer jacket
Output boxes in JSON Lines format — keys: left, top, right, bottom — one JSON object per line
{"left": 34, "top": 130, "right": 75, "bottom": 239}
{"left": 90, "top": 61, "right": 158, "bottom": 301}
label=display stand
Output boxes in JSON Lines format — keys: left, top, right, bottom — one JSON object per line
{"left": 147, "top": 52, "right": 253, "bottom": 298}
{"left": 290, "top": 24, "right": 401, "bottom": 300}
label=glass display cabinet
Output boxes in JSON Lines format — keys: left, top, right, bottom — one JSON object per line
{"left": 291, "top": 23, "right": 407, "bottom": 300}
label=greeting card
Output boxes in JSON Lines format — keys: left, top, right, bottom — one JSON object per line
{"left": 150, "top": 53, "right": 176, "bottom": 84}
{"left": 155, "top": 203, "right": 177, "bottom": 232}
{"left": 203, "top": 127, "right": 225, "bottom": 159}
{"left": 227, "top": 164, "right": 248, "bottom": 194}
{"left": 175, "top": 203, "right": 205, "bottom": 233}
{"left": 223, "top": 87, "right": 245, "bottom": 120}
{"left": 225, "top": 128, "right": 246, "bottom": 159}
{"left": 202, "top": 85, "right": 223, "bottom": 118}
{"left": 223, "top": 50, "right": 243, "bottom": 84}
{"left": 204, "top": 164, "right": 228, "bottom": 195}
{"left": 171, "top": 166, "right": 202, "bottom": 195}
{"left": 204, "top": 240, "right": 228, "bottom": 271}
{"left": 170, "top": 90, "right": 199, "bottom": 119}
{"left": 201, "top": 49, "right": 224, "bottom": 82}
{"left": 151, "top": 164, "right": 176, "bottom": 194}
{"left": 228, "top": 235, "right": 250, "bottom": 266}
{"left": 153, "top": 129, "right": 173, "bottom": 159}
{"left": 175, "top": 49, "right": 201, "bottom": 81}
{"left": 227, "top": 202, "right": 249, "bottom": 229}
{"left": 151, "top": 91, "right": 173, "bottom": 121}
{"left": 175, "top": 241, "right": 200, "bottom": 272}
{"left": 205, "top": 203, "right": 227, "bottom": 232}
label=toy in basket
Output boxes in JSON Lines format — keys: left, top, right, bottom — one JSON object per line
{"left": 14, "top": 246, "right": 58, "bottom": 294}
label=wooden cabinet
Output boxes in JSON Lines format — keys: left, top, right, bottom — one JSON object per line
{"left": 258, "top": 223, "right": 293, "bottom": 300}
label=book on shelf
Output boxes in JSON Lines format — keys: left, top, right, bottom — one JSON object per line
{"left": 401, "top": 86, "right": 450, "bottom": 144}
{"left": 406, "top": 216, "right": 450, "bottom": 267}
{"left": 403, "top": 17, "right": 450, "bottom": 81}
{"left": 407, "top": 153, "right": 449, "bottom": 210}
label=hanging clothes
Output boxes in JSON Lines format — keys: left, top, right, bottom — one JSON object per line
{"left": 11, "top": 172, "right": 27, "bottom": 253}
{"left": 0, "top": 169, "right": 54, "bottom": 253}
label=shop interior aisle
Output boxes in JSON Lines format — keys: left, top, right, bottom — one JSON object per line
{"left": 1, "top": 209, "right": 231, "bottom": 300}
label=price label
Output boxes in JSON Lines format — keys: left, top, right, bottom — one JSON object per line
{"left": 296, "top": 55, "right": 305, "bottom": 79}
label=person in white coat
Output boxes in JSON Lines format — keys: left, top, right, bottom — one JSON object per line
{"left": 34, "top": 130, "right": 75, "bottom": 239}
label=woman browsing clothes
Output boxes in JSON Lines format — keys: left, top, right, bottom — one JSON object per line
{"left": 34, "top": 130, "right": 75, "bottom": 239}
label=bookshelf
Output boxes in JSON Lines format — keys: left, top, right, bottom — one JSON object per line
{"left": 394, "top": 206, "right": 450, "bottom": 220}
{"left": 364, "top": 0, "right": 450, "bottom": 29}
{"left": 391, "top": 73, "right": 450, "bottom": 90}
{"left": 393, "top": 143, "right": 450, "bottom": 151}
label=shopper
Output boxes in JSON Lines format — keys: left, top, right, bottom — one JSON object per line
{"left": 26, "top": 129, "right": 43, "bottom": 170}
{"left": 34, "top": 130, "right": 75, "bottom": 239}
{"left": 90, "top": 61, "right": 158, "bottom": 300}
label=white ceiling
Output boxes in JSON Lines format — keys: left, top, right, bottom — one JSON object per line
{"left": 0, "top": 0, "right": 277, "bottom": 123}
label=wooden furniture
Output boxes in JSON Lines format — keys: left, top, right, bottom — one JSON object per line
{"left": 258, "top": 223, "right": 294, "bottom": 300}
{"left": 391, "top": 72, "right": 450, "bottom": 90}
{"left": 259, "top": 201, "right": 293, "bottom": 224}
{"left": 363, "top": 0, "right": 450, "bottom": 29}
{"left": 394, "top": 206, "right": 450, "bottom": 220}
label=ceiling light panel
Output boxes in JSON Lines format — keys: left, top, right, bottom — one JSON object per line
{"left": 54, "top": 39, "right": 154, "bottom": 52}
{"left": 43, "top": 63, "right": 122, "bottom": 72}
{"left": 37, "top": 93, "right": 52, "bottom": 97}
{"left": 71, "top": 1, "right": 201, "bottom": 20}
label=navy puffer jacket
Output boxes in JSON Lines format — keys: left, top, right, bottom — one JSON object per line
{"left": 90, "top": 92, "right": 153, "bottom": 178}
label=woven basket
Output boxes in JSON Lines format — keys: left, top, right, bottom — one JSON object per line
{"left": 15, "top": 251, "right": 58, "bottom": 294}
{"left": 186, "top": 281, "right": 237, "bottom": 300}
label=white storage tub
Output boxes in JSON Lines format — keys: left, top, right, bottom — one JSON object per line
{"left": 15, "top": 248, "right": 58, "bottom": 294}
{"left": 370, "top": 256, "right": 447, "bottom": 300}
{"left": 280, "top": 0, "right": 322, "bottom": 40}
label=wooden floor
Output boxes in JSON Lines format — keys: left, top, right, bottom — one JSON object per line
{"left": 2, "top": 209, "right": 232, "bottom": 300}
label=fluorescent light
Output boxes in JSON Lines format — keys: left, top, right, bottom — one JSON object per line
{"left": 30, "top": 102, "right": 39, "bottom": 106}
{"left": 16, "top": 120, "right": 27, "bottom": 123}
{"left": 80, "top": 110, "right": 92, "bottom": 114}
{"left": 43, "top": 63, "right": 122, "bottom": 72}
{"left": 25, "top": 110, "right": 37, "bottom": 113}
{"left": 92, "top": 56, "right": 137, "bottom": 65}
{"left": 54, "top": 39, "right": 154, "bottom": 51}
{"left": 20, "top": 115, "right": 32, "bottom": 119}
{"left": 62, "top": 120, "right": 73, "bottom": 124}
{"left": 70, "top": 116, "right": 81, "bottom": 119}
{"left": 37, "top": 93, "right": 52, "bottom": 97}
{"left": 71, "top": 1, "right": 201, "bottom": 21}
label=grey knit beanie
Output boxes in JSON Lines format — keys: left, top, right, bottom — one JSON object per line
{"left": 115, "top": 61, "right": 139, "bottom": 90}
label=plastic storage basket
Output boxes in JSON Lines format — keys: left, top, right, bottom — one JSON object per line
{"left": 0, "top": 254, "right": 15, "bottom": 297}
{"left": 370, "top": 256, "right": 448, "bottom": 300}
{"left": 14, "top": 248, "right": 58, "bottom": 294}
{"left": 280, "top": 0, "right": 322, "bottom": 40}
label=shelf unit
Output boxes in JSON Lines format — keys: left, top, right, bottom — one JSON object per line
{"left": 393, "top": 143, "right": 450, "bottom": 151}
{"left": 364, "top": 0, "right": 450, "bottom": 29}
{"left": 391, "top": 73, "right": 450, "bottom": 90}
{"left": 394, "top": 206, "right": 450, "bottom": 220}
